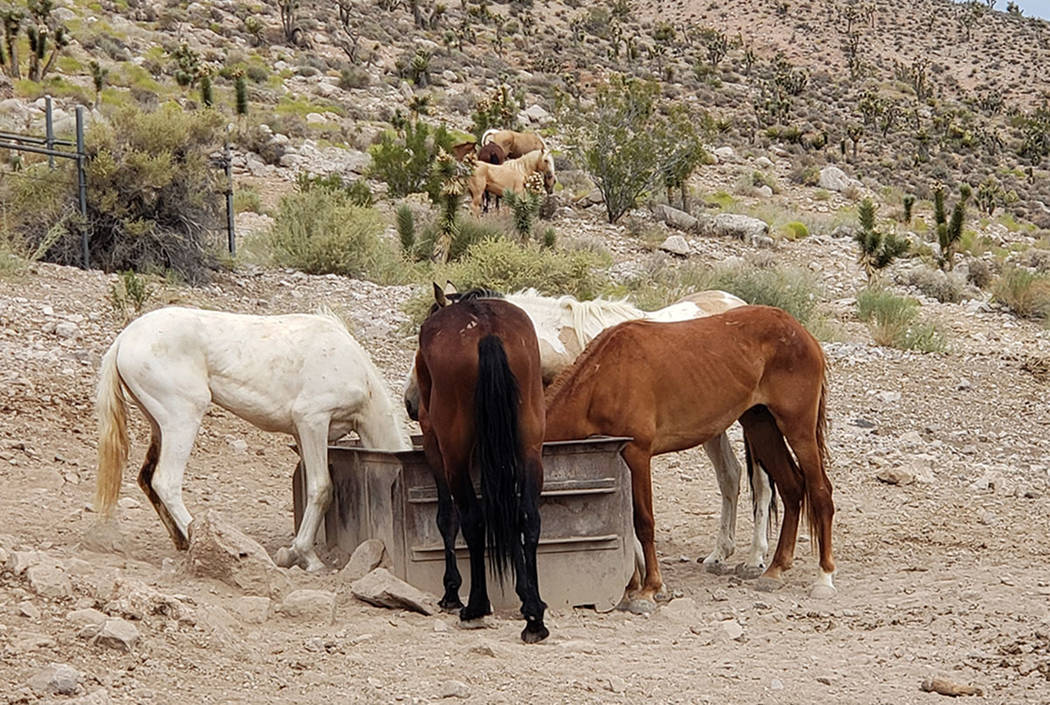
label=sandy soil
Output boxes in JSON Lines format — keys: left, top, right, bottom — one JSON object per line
{"left": 1, "top": 257, "right": 1049, "bottom": 705}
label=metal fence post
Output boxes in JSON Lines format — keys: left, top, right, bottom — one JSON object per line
{"left": 225, "top": 126, "right": 235, "bottom": 257}
{"left": 45, "top": 95, "right": 54, "bottom": 170}
{"left": 75, "top": 106, "right": 89, "bottom": 269}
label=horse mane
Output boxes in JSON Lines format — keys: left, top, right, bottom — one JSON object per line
{"left": 508, "top": 289, "right": 641, "bottom": 351}
{"left": 454, "top": 287, "right": 505, "bottom": 302}
{"left": 314, "top": 305, "right": 351, "bottom": 332}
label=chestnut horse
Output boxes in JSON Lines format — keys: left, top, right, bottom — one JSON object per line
{"left": 544, "top": 306, "right": 834, "bottom": 612}
{"left": 415, "top": 285, "right": 549, "bottom": 643}
{"left": 466, "top": 149, "right": 555, "bottom": 216}
{"left": 481, "top": 128, "right": 546, "bottom": 159}
{"left": 451, "top": 141, "right": 478, "bottom": 161}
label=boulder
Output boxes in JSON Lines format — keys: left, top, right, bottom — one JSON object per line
{"left": 276, "top": 589, "right": 336, "bottom": 623}
{"left": 350, "top": 568, "right": 439, "bottom": 615}
{"left": 713, "top": 146, "right": 737, "bottom": 163}
{"left": 67, "top": 608, "right": 108, "bottom": 629}
{"left": 755, "top": 156, "right": 774, "bottom": 169}
{"left": 184, "top": 510, "right": 289, "bottom": 597}
{"left": 653, "top": 203, "right": 699, "bottom": 232}
{"left": 522, "top": 104, "right": 551, "bottom": 125}
{"left": 27, "top": 662, "right": 82, "bottom": 695}
{"left": 659, "top": 235, "right": 692, "bottom": 258}
{"left": 700, "top": 213, "right": 770, "bottom": 245}
{"left": 818, "top": 165, "right": 855, "bottom": 193}
{"left": 27, "top": 562, "right": 72, "bottom": 599}
{"left": 341, "top": 539, "right": 387, "bottom": 581}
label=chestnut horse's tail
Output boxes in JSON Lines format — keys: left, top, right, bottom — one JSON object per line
{"left": 96, "top": 337, "right": 130, "bottom": 518}
{"left": 474, "top": 334, "right": 523, "bottom": 584}
{"left": 807, "top": 365, "right": 831, "bottom": 551}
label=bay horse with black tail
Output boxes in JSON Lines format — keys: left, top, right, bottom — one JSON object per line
{"left": 415, "top": 284, "right": 549, "bottom": 643}
{"left": 544, "top": 306, "right": 834, "bottom": 613}
{"left": 482, "top": 128, "right": 546, "bottom": 159}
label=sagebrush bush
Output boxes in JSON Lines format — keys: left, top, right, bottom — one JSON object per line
{"left": 856, "top": 287, "right": 947, "bottom": 352}
{"left": 403, "top": 238, "right": 611, "bottom": 324}
{"left": 5, "top": 103, "right": 226, "bottom": 281}
{"left": 992, "top": 265, "right": 1050, "bottom": 319}
{"left": 898, "top": 265, "right": 968, "bottom": 303}
{"left": 265, "top": 189, "right": 408, "bottom": 284}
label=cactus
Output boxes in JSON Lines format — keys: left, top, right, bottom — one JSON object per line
{"left": 199, "top": 74, "right": 213, "bottom": 107}
{"left": 1, "top": 7, "right": 22, "bottom": 79}
{"left": 902, "top": 194, "right": 915, "bottom": 223}
{"left": 90, "top": 60, "right": 107, "bottom": 107}
{"left": 854, "top": 198, "right": 910, "bottom": 283}
{"left": 932, "top": 184, "right": 969, "bottom": 271}
{"left": 395, "top": 203, "right": 416, "bottom": 254}
{"left": 234, "top": 72, "right": 248, "bottom": 117}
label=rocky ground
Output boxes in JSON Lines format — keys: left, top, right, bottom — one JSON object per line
{"left": 1, "top": 202, "right": 1050, "bottom": 703}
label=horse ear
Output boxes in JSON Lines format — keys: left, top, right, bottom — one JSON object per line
{"left": 444, "top": 280, "right": 459, "bottom": 296}
{"left": 433, "top": 282, "right": 449, "bottom": 307}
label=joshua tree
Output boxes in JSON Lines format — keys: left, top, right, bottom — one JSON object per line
{"left": 89, "top": 59, "right": 107, "bottom": 108}
{"left": 932, "top": 184, "right": 970, "bottom": 271}
{"left": 1, "top": 7, "right": 21, "bottom": 79}
{"left": 234, "top": 72, "right": 248, "bottom": 117}
{"left": 902, "top": 194, "right": 915, "bottom": 223}
{"left": 855, "top": 198, "right": 909, "bottom": 283}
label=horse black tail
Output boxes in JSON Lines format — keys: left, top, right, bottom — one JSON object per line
{"left": 745, "top": 426, "right": 778, "bottom": 536}
{"left": 474, "top": 334, "right": 523, "bottom": 585}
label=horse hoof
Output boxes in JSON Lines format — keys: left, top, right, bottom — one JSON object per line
{"left": 810, "top": 583, "right": 838, "bottom": 600}
{"left": 521, "top": 622, "right": 549, "bottom": 644}
{"left": 457, "top": 617, "right": 492, "bottom": 630}
{"left": 459, "top": 604, "right": 491, "bottom": 623}
{"left": 626, "top": 598, "right": 657, "bottom": 615}
{"left": 274, "top": 547, "right": 297, "bottom": 568}
{"left": 753, "top": 577, "right": 784, "bottom": 593}
{"left": 734, "top": 563, "right": 765, "bottom": 580}
{"left": 654, "top": 589, "right": 672, "bottom": 603}
{"left": 439, "top": 597, "right": 464, "bottom": 612}
{"left": 700, "top": 556, "right": 729, "bottom": 575}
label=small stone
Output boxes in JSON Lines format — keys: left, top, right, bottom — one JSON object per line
{"left": 185, "top": 510, "right": 289, "bottom": 597}
{"left": 27, "top": 563, "right": 73, "bottom": 598}
{"left": 957, "top": 378, "right": 972, "bottom": 390}
{"left": 226, "top": 437, "right": 248, "bottom": 454}
{"left": 18, "top": 601, "right": 41, "bottom": 619}
{"left": 117, "top": 496, "right": 141, "bottom": 510}
{"left": 978, "top": 510, "right": 997, "bottom": 526}
{"left": 341, "top": 539, "right": 387, "bottom": 581}
{"left": 433, "top": 620, "right": 449, "bottom": 632}
{"left": 54, "top": 321, "right": 79, "bottom": 338}
{"left": 771, "top": 678, "right": 784, "bottom": 690}
{"left": 659, "top": 234, "right": 692, "bottom": 257}
{"left": 276, "top": 589, "right": 336, "bottom": 623}
{"left": 874, "top": 390, "right": 902, "bottom": 404}
{"left": 721, "top": 620, "right": 744, "bottom": 641}
{"left": 439, "top": 680, "right": 471, "bottom": 699}
{"left": 875, "top": 468, "right": 915, "bottom": 486}
{"left": 653, "top": 204, "right": 699, "bottom": 232}
{"left": 67, "top": 608, "right": 108, "bottom": 628}
{"left": 27, "top": 662, "right": 82, "bottom": 695}
{"left": 605, "top": 676, "right": 628, "bottom": 694}
{"left": 94, "top": 618, "right": 140, "bottom": 651}
{"left": 350, "top": 568, "right": 439, "bottom": 615}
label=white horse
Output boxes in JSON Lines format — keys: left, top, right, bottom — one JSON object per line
{"left": 403, "top": 288, "right": 774, "bottom": 577}
{"left": 96, "top": 307, "right": 410, "bottom": 572}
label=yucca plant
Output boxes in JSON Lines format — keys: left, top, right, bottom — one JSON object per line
{"left": 854, "top": 198, "right": 910, "bottom": 283}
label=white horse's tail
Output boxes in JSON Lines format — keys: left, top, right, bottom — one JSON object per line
{"left": 96, "top": 337, "right": 129, "bottom": 518}
{"left": 481, "top": 128, "right": 499, "bottom": 146}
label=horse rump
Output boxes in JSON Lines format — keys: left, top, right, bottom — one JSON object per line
{"left": 473, "top": 334, "right": 523, "bottom": 584}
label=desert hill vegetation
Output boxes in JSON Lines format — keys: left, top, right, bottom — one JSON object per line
{"left": 0, "top": 0, "right": 1048, "bottom": 339}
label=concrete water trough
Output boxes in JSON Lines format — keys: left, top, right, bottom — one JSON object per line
{"left": 293, "top": 436, "right": 636, "bottom": 611}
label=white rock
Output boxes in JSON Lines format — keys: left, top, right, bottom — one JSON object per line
{"left": 27, "top": 563, "right": 72, "bottom": 599}
{"left": 350, "top": 568, "right": 438, "bottom": 615}
{"left": 721, "top": 620, "right": 744, "bottom": 641}
{"left": 341, "top": 539, "right": 387, "bottom": 581}
{"left": 439, "top": 680, "right": 471, "bottom": 699}
{"left": 713, "top": 146, "right": 737, "bottom": 163}
{"left": 277, "top": 589, "right": 336, "bottom": 623}
{"left": 67, "top": 608, "right": 108, "bottom": 628}
{"left": 185, "top": 510, "right": 289, "bottom": 597}
{"left": 659, "top": 235, "right": 692, "bottom": 257}
{"left": 305, "top": 112, "right": 326, "bottom": 124}
{"left": 653, "top": 203, "right": 699, "bottom": 232}
{"left": 755, "top": 156, "right": 774, "bottom": 169}
{"left": 819, "top": 165, "right": 855, "bottom": 192}
{"left": 27, "top": 662, "right": 82, "bottom": 695}
{"left": 94, "top": 618, "right": 140, "bottom": 650}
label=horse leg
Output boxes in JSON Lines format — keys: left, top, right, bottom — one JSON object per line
{"left": 144, "top": 405, "right": 204, "bottom": 551}
{"left": 699, "top": 432, "right": 740, "bottom": 575}
{"left": 275, "top": 419, "right": 331, "bottom": 572}
{"left": 135, "top": 427, "right": 181, "bottom": 546}
{"left": 515, "top": 452, "right": 548, "bottom": 643}
{"left": 423, "top": 429, "right": 463, "bottom": 610}
{"left": 740, "top": 410, "right": 802, "bottom": 592}
{"left": 622, "top": 442, "right": 662, "bottom": 613}
{"left": 448, "top": 453, "right": 491, "bottom": 623}
{"left": 781, "top": 428, "right": 836, "bottom": 599}
{"left": 744, "top": 452, "right": 773, "bottom": 579}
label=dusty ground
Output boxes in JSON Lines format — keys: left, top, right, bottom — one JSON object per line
{"left": 1, "top": 248, "right": 1049, "bottom": 704}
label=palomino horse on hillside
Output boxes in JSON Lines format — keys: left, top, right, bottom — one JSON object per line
{"left": 544, "top": 307, "right": 835, "bottom": 613}
{"left": 466, "top": 149, "right": 555, "bottom": 216}
{"left": 95, "top": 307, "right": 409, "bottom": 571}
{"left": 481, "top": 128, "right": 546, "bottom": 159}
{"left": 415, "top": 285, "right": 549, "bottom": 643}
{"left": 404, "top": 287, "right": 775, "bottom": 578}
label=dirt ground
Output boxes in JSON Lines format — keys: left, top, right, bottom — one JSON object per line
{"left": 1, "top": 257, "right": 1049, "bottom": 705}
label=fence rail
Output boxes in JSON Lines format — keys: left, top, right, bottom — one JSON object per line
{"left": 0, "top": 96, "right": 236, "bottom": 268}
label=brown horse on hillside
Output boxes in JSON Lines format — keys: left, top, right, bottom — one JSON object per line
{"left": 466, "top": 149, "right": 555, "bottom": 216}
{"left": 451, "top": 141, "right": 478, "bottom": 162}
{"left": 415, "top": 285, "right": 549, "bottom": 643}
{"left": 481, "top": 128, "right": 546, "bottom": 159}
{"left": 544, "top": 306, "right": 835, "bottom": 613}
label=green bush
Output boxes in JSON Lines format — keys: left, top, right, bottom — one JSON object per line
{"left": 856, "top": 287, "right": 947, "bottom": 352}
{"left": 413, "top": 216, "right": 506, "bottom": 263}
{"left": 295, "top": 171, "right": 373, "bottom": 207}
{"left": 234, "top": 185, "right": 263, "bottom": 214}
{"left": 899, "top": 266, "right": 967, "bottom": 303}
{"left": 4, "top": 103, "right": 226, "bottom": 281}
{"left": 367, "top": 120, "right": 454, "bottom": 200}
{"left": 403, "top": 238, "right": 611, "bottom": 324}
{"left": 779, "top": 221, "right": 809, "bottom": 240}
{"left": 992, "top": 265, "right": 1050, "bottom": 320}
{"left": 265, "top": 189, "right": 408, "bottom": 284}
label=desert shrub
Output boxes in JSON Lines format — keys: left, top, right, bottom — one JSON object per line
{"left": 966, "top": 258, "right": 995, "bottom": 289}
{"left": 395, "top": 204, "right": 416, "bottom": 253}
{"left": 561, "top": 75, "right": 707, "bottom": 223}
{"left": 109, "top": 269, "right": 154, "bottom": 321}
{"left": 368, "top": 120, "right": 454, "bottom": 200}
{"left": 413, "top": 216, "right": 505, "bottom": 263}
{"left": 234, "top": 185, "right": 263, "bottom": 214}
{"left": 295, "top": 171, "right": 373, "bottom": 206}
{"left": 6, "top": 104, "right": 226, "bottom": 281}
{"left": 503, "top": 188, "right": 543, "bottom": 241}
{"left": 403, "top": 238, "right": 611, "bottom": 324}
{"left": 469, "top": 84, "right": 520, "bottom": 141}
{"left": 856, "top": 287, "right": 947, "bottom": 352}
{"left": 779, "top": 221, "right": 809, "bottom": 240}
{"left": 897, "top": 265, "right": 968, "bottom": 303}
{"left": 265, "top": 188, "right": 407, "bottom": 284}
{"left": 992, "top": 265, "right": 1050, "bottom": 320}
{"left": 338, "top": 66, "right": 371, "bottom": 90}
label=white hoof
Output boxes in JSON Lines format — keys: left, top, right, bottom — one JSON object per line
{"left": 274, "top": 546, "right": 297, "bottom": 568}
{"left": 734, "top": 562, "right": 765, "bottom": 579}
{"left": 627, "top": 598, "right": 657, "bottom": 615}
{"left": 810, "top": 583, "right": 837, "bottom": 600}
{"left": 753, "top": 576, "right": 784, "bottom": 593}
